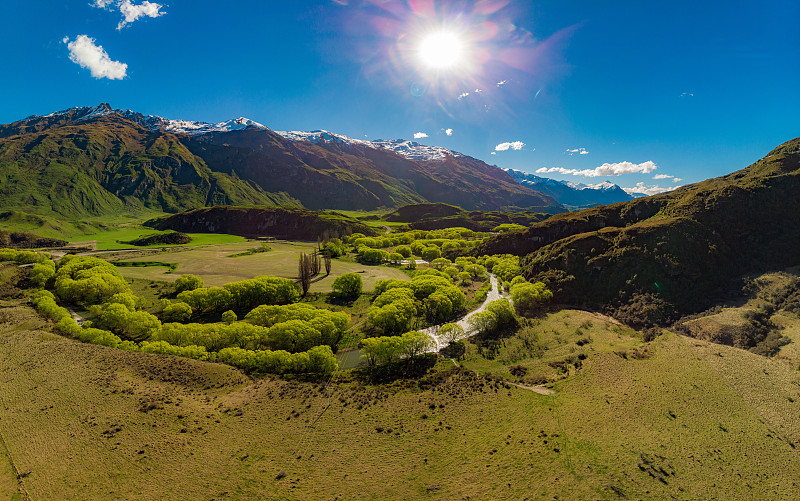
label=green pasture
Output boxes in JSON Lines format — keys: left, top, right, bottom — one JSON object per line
{"left": 114, "top": 241, "right": 410, "bottom": 292}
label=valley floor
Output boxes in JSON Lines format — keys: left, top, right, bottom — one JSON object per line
{"left": 1, "top": 302, "right": 799, "bottom": 500}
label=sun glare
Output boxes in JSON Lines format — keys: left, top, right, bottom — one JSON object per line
{"left": 417, "top": 31, "right": 464, "bottom": 70}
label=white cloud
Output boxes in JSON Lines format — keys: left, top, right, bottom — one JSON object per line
{"left": 673, "top": 178, "right": 683, "bottom": 182}
{"left": 457, "top": 92, "right": 469, "bottom": 100}
{"left": 495, "top": 141, "right": 525, "bottom": 151}
{"left": 566, "top": 147, "right": 589, "bottom": 156}
{"left": 65, "top": 35, "right": 128, "bottom": 80}
{"left": 622, "top": 182, "right": 676, "bottom": 196}
{"left": 93, "top": 0, "right": 165, "bottom": 29}
{"left": 117, "top": 0, "right": 165, "bottom": 29}
{"left": 490, "top": 152, "right": 496, "bottom": 155}
{"left": 497, "top": 80, "right": 508, "bottom": 87}
{"left": 680, "top": 92, "right": 694, "bottom": 98}
{"left": 535, "top": 160, "right": 658, "bottom": 178}
{"left": 445, "top": 128, "right": 453, "bottom": 136}
{"left": 413, "top": 132, "right": 428, "bottom": 139}
{"left": 653, "top": 174, "right": 673, "bottom": 180}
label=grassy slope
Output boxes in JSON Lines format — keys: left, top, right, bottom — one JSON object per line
{"left": 1, "top": 302, "right": 799, "bottom": 499}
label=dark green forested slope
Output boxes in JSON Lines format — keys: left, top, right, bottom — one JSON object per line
{"left": 475, "top": 137, "right": 800, "bottom": 313}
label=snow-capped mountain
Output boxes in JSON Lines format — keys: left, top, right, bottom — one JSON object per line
{"left": 273, "top": 130, "right": 462, "bottom": 162}
{"left": 29, "top": 103, "right": 268, "bottom": 135}
{"left": 27, "top": 105, "right": 462, "bottom": 162}
{"left": 504, "top": 168, "right": 633, "bottom": 207}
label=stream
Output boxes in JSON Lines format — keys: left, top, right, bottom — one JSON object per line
{"left": 335, "top": 274, "right": 506, "bottom": 368}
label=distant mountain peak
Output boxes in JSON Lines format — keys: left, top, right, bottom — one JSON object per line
{"left": 503, "top": 168, "right": 633, "bottom": 207}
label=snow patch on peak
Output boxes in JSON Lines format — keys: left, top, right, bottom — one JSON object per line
{"left": 371, "top": 139, "right": 461, "bottom": 161}
{"left": 161, "top": 116, "right": 267, "bottom": 134}
{"left": 274, "top": 130, "right": 374, "bottom": 148}
{"left": 275, "top": 131, "right": 461, "bottom": 161}
{"left": 586, "top": 181, "right": 617, "bottom": 191}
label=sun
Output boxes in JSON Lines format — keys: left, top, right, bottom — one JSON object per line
{"left": 417, "top": 30, "right": 465, "bottom": 70}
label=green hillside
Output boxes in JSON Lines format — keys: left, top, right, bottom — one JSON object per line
{"left": 476, "top": 137, "right": 800, "bottom": 315}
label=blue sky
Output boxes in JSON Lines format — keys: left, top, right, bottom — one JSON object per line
{"left": 1, "top": 0, "right": 798, "bottom": 194}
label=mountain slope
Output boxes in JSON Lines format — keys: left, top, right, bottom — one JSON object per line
{"left": 0, "top": 112, "right": 292, "bottom": 218}
{"left": 476, "top": 137, "right": 800, "bottom": 313}
{"left": 0, "top": 105, "right": 563, "bottom": 217}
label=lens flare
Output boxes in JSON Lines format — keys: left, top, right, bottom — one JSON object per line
{"left": 417, "top": 31, "right": 464, "bottom": 69}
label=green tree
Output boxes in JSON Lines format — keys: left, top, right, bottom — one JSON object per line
{"left": 394, "top": 245, "right": 412, "bottom": 258}
{"left": 175, "top": 274, "right": 204, "bottom": 293}
{"left": 438, "top": 322, "right": 465, "bottom": 345}
{"left": 332, "top": 272, "right": 362, "bottom": 299}
{"left": 486, "top": 299, "right": 516, "bottom": 329}
{"left": 162, "top": 302, "right": 193, "bottom": 322}
{"left": 468, "top": 310, "right": 497, "bottom": 335}
{"left": 510, "top": 282, "right": 553, "bottom": 316}
{"left": 222, "top": 310, "right": 238, "bottom": 324}
{"left": 421, "top": 246, "right": 442, "bottom": 261}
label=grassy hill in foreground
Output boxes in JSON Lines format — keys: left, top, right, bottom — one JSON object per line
{"left": 1, "top": 302, "right": 799, "bottom": 500}
{"left": 475, "top": 137, "right": 800, "bottom": 315}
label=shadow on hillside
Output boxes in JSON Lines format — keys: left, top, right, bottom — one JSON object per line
{"left": 353, "top": 353, "right": 437, "bottom": 384}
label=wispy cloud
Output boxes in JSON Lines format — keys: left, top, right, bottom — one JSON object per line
{"left": 64, "top": 35, "right": 127, "bottom": 80}
{"left": 622, "top": 182, "right": 676, "bottom": 196}
{"left": 457, "top": 92, "right": 469, "bottom": 100}
{"left": 444, "top": 128, "right": 453, "bottom": 136}
{"left": 653, "top": 174, "right": 673, "bottom": 180}
{"left": 413, "top": 132, "right": 428, "bottom": 139}
{"left": 495, "top": 141, "right": 525, "bottom": 152}
{"left": 673, "top": 178, "right": 683, "bottom": 183}
{"left": 566, "top": 147, "right": 589, "bottom": 156}
{"left": 93, "top": 0, "right": 165, "bottom": 30}
{"left": 536, "top": 161, "right": 658, "bottom": 178}
{"left": 680, "top": 92, "right": 694, "bottom": 98}
{"left": 496, "top": 80, "right": 508, "bottom": 87}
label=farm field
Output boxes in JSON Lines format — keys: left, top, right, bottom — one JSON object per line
{"left": 1, "top": 301, "right": 799, "bottom": 500}
{"left": 114, "top": 241, "right": 411, "bottom": 292}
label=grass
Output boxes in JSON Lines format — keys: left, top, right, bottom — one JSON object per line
{"left": 114, "top": 241, "right": 410, "bottom": 292}
{"left": 0, "top": 209, "right": 244, "bottom": 250}
{"left": 2, "top": 300, "right": 800, "bottom": 499}
{"left": 460, "top": 310, "right": 641, "bottom": 384}
{"left": 73, "top": 229, "right": 244, "bottom": 251}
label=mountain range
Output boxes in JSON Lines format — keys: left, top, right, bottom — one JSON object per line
{"left": 503, "top": 168, "right": 636, "bottom": 207}
{"left": 0, "top": 104, "right": 564, "bottom": 219}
